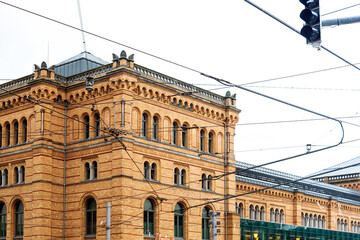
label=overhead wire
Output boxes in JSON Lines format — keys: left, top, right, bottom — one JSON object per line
{"left": 322, "top": 3, "right": 360, "bottom": 17}
{"left": 0, "top": 0, "right": 359, "bottom": 232}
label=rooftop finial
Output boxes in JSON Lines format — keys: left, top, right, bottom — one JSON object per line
{"left": 41, "top": 61, "right": 47, "bottom": 69}
{"left": 120, "top": 50, "right": 127, "bottom": 59}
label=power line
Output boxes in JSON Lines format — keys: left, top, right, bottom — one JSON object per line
{"left": 322, "top": 3, "right": 360, "bottom": 17}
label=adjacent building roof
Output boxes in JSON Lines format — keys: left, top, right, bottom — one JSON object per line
{"left": 54, "top": 51, "right": 108, "bottom": 77}
{"left": 235, "top": 160, "right": 360, "bottom": 206}
{"left": 309, "top": 156, "right": 360, "bottom": 178}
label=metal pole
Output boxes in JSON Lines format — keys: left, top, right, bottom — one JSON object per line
{"left": 210, "top": 211, "right": 217, "bottom": 240}
{"left": 106, "top": 202, "right": 111, "bottom": 240}
{"left": 322, "top": 16, "right": 360, "bottom": 27}
{"left": 224, "top": 123, "right": 228, "bottom": 240}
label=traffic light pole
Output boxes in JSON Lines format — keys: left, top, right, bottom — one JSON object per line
{"left": 322, "top": 16, "right": 360, "bottom": 27}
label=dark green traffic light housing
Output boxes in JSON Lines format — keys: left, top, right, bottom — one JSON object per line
{"left": 299, "top": 0, "right": 321, "bottom": 48}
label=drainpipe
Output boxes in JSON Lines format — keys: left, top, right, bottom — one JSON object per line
{"left": 63, "top": 101, "right": 68, "bottom": 240}
{"left": 224, "top": 122, "right": 228, "bottom": 240}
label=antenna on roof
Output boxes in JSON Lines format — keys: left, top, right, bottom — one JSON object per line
{"left": 77, "top": 0, "right": 89, "bottom": 71}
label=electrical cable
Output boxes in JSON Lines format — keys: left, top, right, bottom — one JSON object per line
{"left": 322, "top": 3, "right": 360, "bottom": 17}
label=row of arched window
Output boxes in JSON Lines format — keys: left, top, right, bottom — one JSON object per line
{"left": 83, "top": 113, "right": 101, "bottom": 140}
{"left": 235, "top": 203, "right": 285, "bottom": 224}
{"left": 144, "top": 161, "right": 156, "bottom": 181}
{"left": 337, "top": 218, "right": 348, "bottom": 232}
{"left": 85, "top": 161, "right": 97, "bottom": 180}
{"left": 201, "top": 173, "right": 212, "bottom": 191}
{"left": 174, "top": 168, "right": 186, "bottom": 186}
{"left": 0, "top": 200, "right": 24, "bottom": 238}
{"left": 269, "top": 208, "right": 285, "bottom": 224}
{"left": 351, "top": 221, "right": 360, "bottom": 233}
{"left": 143, "top": 198, "right": 213, "bottom": 239}
{"left": 0, "top": 166, "right": 25, "bottom": 187}
{"left": 249, "top": 205, "right": 266, "bottom": 221}
{"left": 141, "top": 113, "right": 219, "bottom": 154}
{"left": 302, "top": 213, "right": 326, "bottom": 229}
{"left": 0, "top": 120, "right": 27, "bottom": 148}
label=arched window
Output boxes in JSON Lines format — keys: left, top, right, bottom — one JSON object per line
{"left": 152, "top": 116, "right": 158, "bottom": 140}
{"left": 275, "top": 209, "right": 280, "bottom": 223}
{"left": 0, "top": 203, "right": 6, "bottom": 238}
{"left": 239, "top": 203, "right": 244, "bottom": 218}
{"left": 255, "top": 205, "right": 260, "bottom": 220}
{"left": 207, "top": 175, "right": 212, "bottom": 191}
{"left": 22, "top": 120, "right": 27, "bottom": 143}
{"left": 14, "top": 121, "right": 19, "bottom": 145}
{"left": 174, "top": 203, "right": 184, "bottom": 238}
{"left": 200, "top": 130, "right": 205, "bottom": 152}
{"left": 344, "top": 220, "right": 348, "bottom": 232}
{"left": 14, "top": 167, "right": 19, "bottom": 184}
{"left": 20, "top": 166, "right": 25, "bottom": 183}
{"left": 14, "top": 201, "right": 24, "bottom": 238}
{"left": 270, "top": 208, "right": 275, "bottom": 222}
{"left": 337, "top": 219, "right": 341, "bottom": 230}
{"left": 180, "top": 169, "right": 186, "bottom": 186}
{"left": 94, "top": 113, "right": 100, "bottom": 137}
{"left": 144, "top": 199, "right": 155, "bottom": 236}
{"left": 301, "top": 213, "right": 305, "bottom": 226}
{"left": 150, "top": 163, "right": 156, "bottom": 180}
{"left": 84, "top": 115, "right": 90, "bottom": 139}
{"left": 181, "top": 125, "right": 187, "bottom": 147}
{"left": 172, "top": 122, "right": 178, "bottom": 145}
{"left": 249, "top": 205, "right": 255, "bottom": 220}
{"left": 322, "top": 216, "right": 326, "bottom": 229}
{"left": 280, "top": 209, "right": 285, "bottom": 224}
{"left": 2, "top": 169, "right": 7, "bottom": 186}
{"left": 208, "top": 132, "right": 213, "bottom": 153}
{"left": 260, "top": 206, "right": 265, "bottom": 221}
{"left": 85, "top": 198, "right": 96, "bottom": 237}
{"left": 174, "top": 168, "right": 179, "bottom": 185}
{"left": 201, "top": 174, "right": 207, "bottom": 190}
{"left": 144, "top": 162, "right": 150, "bottom": 179}
{"left": 85, "top": 163, "right": 90, "bottom": 180}
{"left": 202, "top": 207, "right": 210, "bottom": 240}
{"left": 142, "top": 113, "right": 148, "bottom": 137}
{"left": 92, "top": 161, "right": 97, "bottom": 179}
{"left": 6, "top": 124, "right": 10, "bottom": 146}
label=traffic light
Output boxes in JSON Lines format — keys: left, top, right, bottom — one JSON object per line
{"left": 299, "top": 0, "right": 321, "bottom": 48}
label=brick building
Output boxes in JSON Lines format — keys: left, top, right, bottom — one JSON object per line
{"left": 0, "top": 51, "right": 359, "bottom": 239}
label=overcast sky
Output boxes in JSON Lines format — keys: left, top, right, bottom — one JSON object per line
{"left": 1, "top": 0, "right": 360, "bottom": 176}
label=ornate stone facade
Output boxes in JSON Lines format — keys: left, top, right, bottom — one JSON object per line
{"left": 0, "top": 51, "right": 359, "bottom": 240}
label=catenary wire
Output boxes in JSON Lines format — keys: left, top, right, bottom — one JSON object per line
{"left": 322, "top": 3, "right": 360, "bottom": 17}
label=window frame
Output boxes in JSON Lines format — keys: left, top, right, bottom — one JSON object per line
{"left": 152, "top": 116, "right": 158, "bottom": 140}
{"left": 144, "top": 199, "right": 155, "bottom": 236}
{"left": 85, "top": 198, "right": 97, "bottom": 237}
{"left": 200, "top": 130, "right": 205, "bottom": 152}
{"left": 94, "top": 113, "right": 100, "bottom": 137}
{"left": 22, "top": 120, "right": 27, "bottom": 143}
{"left": 202, "top": 207, "right": 210, "bottom": 240}
{"left": 14, "top": 121, "right": 19, "bottom": 145}
{"left": 84, "top": 115, "right": 90, "bottom": 139}
{"left": 0, "top": 203, "right": 6, "bottom": 238}
{"left": 174, "top": 203, "right": 184, "bottom": 238}
{"left": 14, "top": 201, "right": 24, "bottom": 238}
{"left": 142, "top": 113, "right": 148, "bottom": 137}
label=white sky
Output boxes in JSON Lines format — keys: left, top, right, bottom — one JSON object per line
{"left": 1, "top": 0, "right": 360, "bottom": 176}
